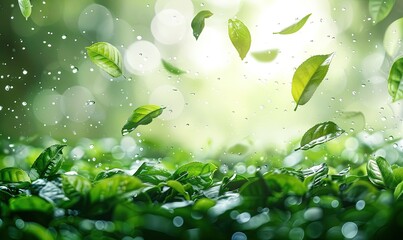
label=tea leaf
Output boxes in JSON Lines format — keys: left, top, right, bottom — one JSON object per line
{"left": 29, "top": 144, "right": 67, "bottom": 181}
{"left": 369, "top": 0, "right": 396, "bottom": 24}
{"left": 121, "top": 105, "right": 164, "bottom": 135}
{"left": 162, "top": 59, "right": 186, "bottom": 75}
{"left": 387, "top": 57, "right": 403, "bottom": 102}
{"left": 367, "top": 157, "right": 396, "bottom": 189}
{"left": 191, "top": 10, "right": 213, "bottom": 40}
{"left": 86, "top": 42, "right": 123, "bottom": 77}
{"left": 292, "top": 53, "right": 334, "bottom": 111}
{"left": 18, "top": 0, "right": 32, "bottom": 20}
{"left": 296, "top": 121, "right": 345, "bottom": 151}
{"left": 274, "top": 13, "right": 311, "bottom": 34}
{"left": 228, "top": 19, "right": 251, "bottom": 60}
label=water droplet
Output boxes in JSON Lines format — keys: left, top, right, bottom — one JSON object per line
{"left": 5, "top": 85, "right": 12, "bottom": 91}
{"left": 85, "top": 100, "right": 95, "bottom": 106}
{"left": 352, "top": 91, "right": 356, "bottom": 95}
{"left": 136, "top": 36, "right": 142, "bottom": 40}
{"left": 22, "top": 70, "right": 28, "bottom": 75}
{"left": 71, "top": 66, "right": 79, "bottom": 73}
{"left": 0, "top": 106, "right": 3, "bottom": 111}
{"left": 89, "top": 144, "right": 94, "bottom": 149}
{"left": 21, "top": 102, "right": 27, "bottom": 106}
{"left": 61, "top": 35, "right": 67, "bottom": 40}
{"left": 62, "top": 138, "right": 68, "bottom": 143}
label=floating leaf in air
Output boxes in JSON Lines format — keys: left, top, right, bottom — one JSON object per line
{"left": 18, "top": 0, "right": 32, "bottom": 20}
{"left": 367, "top": 157, "right": 396, "bottom": 189}
{"left": 29, "top": 144, "right": 67, "bottom": 181}
{"left": 122, "top": 105, "right": 164, "bottom": 135}
{"left": 383, "top": 18, "right": 403, "bottom": 57}
{"left": 162, "top": 59, "right": 186, "bottom": 75}
{"left": 292, "top": 53, "right": 334, "bottom": 111}
{"left": 228, "top": 19, "right": 251, "bottom": 60}
{"left": 251, "top": 49, "right": 279, "bottom": 62}
{"left": 369, "top": 0, "right": 396, "bottom": 25}
{"left": 273, "top": 13, "right": 311, "bottom": 34}
{"left": 387, "top": 57, "right": 403, "bottom": 102}
{"left": 296, "top": 121, "right": 345, "bottom": 151}
{"left": 86, "top": 42, "right": 123, "bottom": 77}
{"left": 191, "top": 10, "right": 213, "bottom": 40}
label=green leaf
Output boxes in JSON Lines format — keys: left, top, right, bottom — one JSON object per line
{"left": 393, "top": 167, "right": 403, "bottom": 185}
{"left": 387, "top": 57, "right": 403, "bottom": 102}
{"left": 292, "top": 53, "right": 334, "bottom": 111}
{"left": 394, "top": 181, "right": 403, "bottom": 200}
{"left": 18, "top": 0, "right": 32, "bottom": 20}
{"left": 367, "top": 157, "right": 396, "bottom": 189}
{"left": 369, "top": 0, "right": 396, "bottom": 24}
{"left": 228, "top": 19, "right": 251, "bottom": 60}
{"left": 161, "top": 59, "right": 186, "bottom": 75}
{"left": 172, "top": 162, "right": 217, "bottom": 189}
{"left": 121, "top": 105, "right": 164, "bottom": 135}
{"left": 89, "top": 175, "right": 143, "bottom": 204}
{"left": 166, "top": 180, "right": 190, "bottom": 201}
{"left": 383, "top": 18, "right": 403, "bottom": 57}
{"left": 133, "top": 162, "right": 171, "bottom": 185}
{"left": 10, "top": 196, "right": 53, "bottom": 214}
{"left": 251, "top": 49, "right": 279, "bottom": 62}
{"left": 273, "top": 13, "right": 311, "bottom": 34}
{"left": 296, "top": 121, "right": 345, "bottom": 151}
{"left": 22, "top": 222, "right": 55, "bottom": 240}
{"left": 94, "top": 168, "right": 128, "bottom": 181}
{"left": 86, "top": 42, "right": 123, "bottom": 78}
{"left": 193, "top": 198, "right": 216, "bottom": 212}
{"left": 62, "top": 175, "right": 92, "bottom": 201}
{"left": 29, "top": 144, "right": 67, "bottom": 181}
{"left": 0, "top": 167, "right": 31, "bottom": 188}
{"left": 302, "top": 163, "right": 329, "bottom": 188}
{"left": 191, "top": 10, "right": 213, "bottom": 40}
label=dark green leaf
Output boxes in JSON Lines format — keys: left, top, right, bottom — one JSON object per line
{"left": 251, "top": 49, "right": 279, "bottom": 62}
{"left": 292, "top": 53, "right": 334, "bottom": 110}
{"left": 89, "top": 175, "right": 143, "bottom": 204}
{"left": 264, "top": 174, "right": 307, "bottom": 195}
{"left": 10, "top": 196, "right": 53, "bottom": 214}
{"left": 29, "top": 144, "right": 67, "bottom": 181}
{"left": 273, "top": 13, "right": 311, "bottom": 34}
{"left": 387, "top": 57, "right": 403, "bottom": 102}
{"left": 121, "top": 105, "right": 164, "bottom": 135}
{"left": 86, "top": 42, "right": 123, "bottom": 77}
{"left": 94, "top": 168, "right": 128, "bottom": 181}
{"left": 18, "top": 0, "right": 32, "bottom": 20}
{"left": 31, "top": 178, "right": 67, "bottom": 207}
{"left": 296, "top": 121, "right": 345, "bottom": 151}
{"left": 133, "top": 162, "right": 171, "bottom": 185}
{"left": 369, "top": 0, "right": 396, "bottom": 24}
{"left": 367, "top": 157, "right": 396, "bottom": 189}
{"left": 191, "top": 10, "right": 213, "bottom": 40}
{"left": 161, "top": 59, "right": 186, "bottom": 75}
{"left": 0, "top": 167, "right": 31, "bottom": 188}
{"left": 172, "top": 162, "right": 217, "bottom": 189}
{"left": 228, "top": 19, "right": 251, "bottom": 60}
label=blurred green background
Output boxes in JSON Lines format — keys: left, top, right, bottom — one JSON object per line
{"left": 0, "top": 0, "right": 402, "bottom": 157}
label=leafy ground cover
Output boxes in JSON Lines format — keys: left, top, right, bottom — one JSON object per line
{"left": 1, "top": 131, "right": 403, "bottom": 240}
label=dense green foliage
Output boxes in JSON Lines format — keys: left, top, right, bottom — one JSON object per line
{"left": 1, "top": 132, "right": 403, "bottom": 239}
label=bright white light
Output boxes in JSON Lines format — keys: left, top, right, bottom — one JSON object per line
{"left": 125, "top": 41, "right": 161, "bottom": 75}
{"left": 155, "top": 0, "right": 194, "bottom": 20}
{"left": 151, "top": 9, "right": 187, "bottom": 45}
{"left": 149, "top": 85, "right": 185, "bottom": 120}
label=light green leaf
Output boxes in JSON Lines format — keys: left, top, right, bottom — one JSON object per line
{"left": 86, "top": 42, "right": 123, "bottom": 77}
{"left": 383, "top": 18, "right": 403, "bottom": 57}
{"left": 62, "top": 175, "right": 92, "bottom": 200}
{"left": 162, "top": 59, "right": 186, "bottom": 75}
{"left": 251, "top": 49, "right": 279, "bottom": 62}
{"left": 29, "top": 144, "right": 67, "bottom": 181}
{"left": 23, "top": 222, "right": 55, "bottom": 240}
{"left": 191, "top": 10, "right": 213, "bottom": 40}
{"left": 292, "top": 53, "right": 334, "bottom": 111}
{"left": 172, "top": 162, "right": 217, "bottom": 189}
{"left": 367, "top": 157, "right": 396, "bottom": 189}
{"left": 18, "top": 0, "right": 32, "bottom": 20}
{"left": 387, "top": 57, "right": 403, "bottom": 102}
{"left": 394, "top": 181, "right": 403, "bottom": 200}
{"left": 296, "top": 121, "right": 345, "bottom": 151}
{"left": 369, "top": 0, "right": 396, "bottom": 24}
{"left": 90, "top": 175, "right": 143, "bottom": 204}
{"left": 121, "top": 105, "right": 164, "bottom": 135}
{"left": 0, "top": 167, "right": 31, "bottom": 188}
{"left": 273, "top": 13, "right": 311, "bottom": 34}
{"left": 166, "top": 180, "right": 190, "bottom": 201}
{"left": 228, "top": 19, "right": 251, "bottom": 60}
